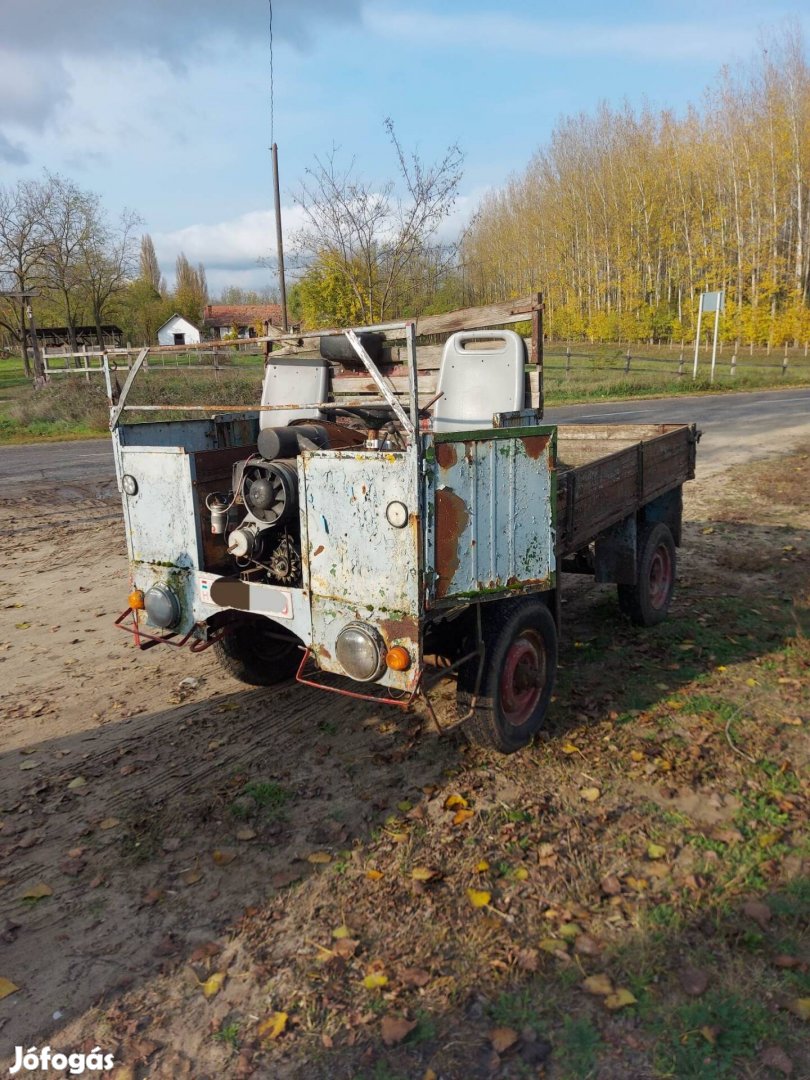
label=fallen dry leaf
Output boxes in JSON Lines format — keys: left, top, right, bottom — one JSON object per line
{"left": 466, "top": 887, "right": 491, "bottom": 909}
{"left": 362, "top": 972, "right": 388, "bottom": 990}
{"left": 743, "top": 899, "right": 771, "bottom": 931}
{"left": 181, "top": 869, "right": 203, "bottom": 886}
{"left": 201, "top": 971, "right": 226, "bottom": 999}
{"left": 646, "top": 842, "right": 666, "bottom": 859}
{"left": 539, "top": 937, "right": 568, "bottom": 955}
{"left": 334, "top": 938, "right": 359, "bottom": 960}
{"left": 561, "top": 742, "right": 580, "bottom": 755}
{"left": 366, "top": 869, "right": 383, "bottom": 881}
{"left": 67, "top": 776, "right": 86, "bottom": 790}
{"left": 580, "top": 787, "right": 601, "bottom": 802}
{"left": 98, "top": 817, "right": 121, "bottom": 831}
{"left": 235, "top": 827, "right": 257, "bottom": 841}
{"left": 490, "top": 1026, "right": 519, "bottom": 1053}
{"left": 381, "top": 1015, "right": 417, "bottom": 1047}
{"left": 411, "top": 866, "right": 438, "bottom": 882}
{"left": 332, "top": 924, "right": 353, "bottom": 939}
{"left": 476, "top": 859, "right": 490, "bottom": 872}
{"left": 257, "top": 1011, "right": 288, "bottom": 1041}
{"left": 0, "top": 977, "right": 19, "bottom": 1000}
{"left": 444, "top": 794, "right": 467, "bottom": 810}
{"left": 787, "top": 997, "right": 810, "bottom": 1021}
{"left": 601, "top": 875, "right": 622, "bottom": 895}
{"left": 400, "top": 967, "right": 431, "bottom": 988}
{"left": 453, "top": 808, "right": 474, "bottom": 825}
{"left": 20, "top": 882, "right": 53, "bottom": 901}
{"left": 605, "top": 988, "right": 637, "bottom": 1010}
{"left": 582, "top": 973, "right": 613, "bottom": 996}
{"left": 212, "top": 849, "right": 237, "bottom": 865}
{"left": 307, "top": 851, "right": 332, "bottom": 864}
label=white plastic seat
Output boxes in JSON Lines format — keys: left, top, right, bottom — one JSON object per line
{"left": 260, "top": 357, "right": 330, "bottom": 429}
{"left": 432, "top": 330, "right": 526, "bottom": 433}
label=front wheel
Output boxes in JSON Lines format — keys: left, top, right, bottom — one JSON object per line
{"left": 212, "top": 613, "right": 302, "bottom": 686}
{"left": 457, "top": 598, "right": 557, "bottom": 754}
{"left": 617, "top": 521, "right": 676, "bottom": 627}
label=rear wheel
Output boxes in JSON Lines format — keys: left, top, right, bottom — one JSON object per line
{"left": 212, "top": 613, "right": 302, "bottom": 686}
{"left": 457, "top": 598, "right": 557, "bottom": 754}
{"left": 617, "top": 522, "right": 676, "bottom": 627}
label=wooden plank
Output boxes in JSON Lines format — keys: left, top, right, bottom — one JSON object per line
{"left": 413, "top": 295, "right": 537, "bottom": 337}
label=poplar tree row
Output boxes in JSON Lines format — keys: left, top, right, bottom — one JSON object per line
{"left": 461, "top": 26, "right": 810, "bottom": 344}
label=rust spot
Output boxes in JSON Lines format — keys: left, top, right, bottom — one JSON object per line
{"left": 435, "top": 442, "right": 458, "bottom": 469}
{"left": 435, "top": 487, "right": 469, "bottom": 598}
{"left": 379, "top": 615, "right": 419, "bottom": 643}
{"left": 522, "top": 435, "right": 549, "bottom": 460}
{"left": 315, "top": 645, "right": 332, "bottom": 661}
{"left": 312, "top": 544, "right": 325, "bottom": 557}
{"left": 506, "top": 575, "right": 519, "bottom": 587}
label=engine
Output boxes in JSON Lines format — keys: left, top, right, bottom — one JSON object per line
{"left": 208, "top": 421, "right": 362, "bottom": 588}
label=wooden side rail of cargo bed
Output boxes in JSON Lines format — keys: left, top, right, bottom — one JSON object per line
{"left": 555, "top": 423, "right": 698, "bottom": 557}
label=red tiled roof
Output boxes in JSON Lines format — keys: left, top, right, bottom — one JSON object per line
{"left": 203, "top": 304, "right": 282, "bottom": 328}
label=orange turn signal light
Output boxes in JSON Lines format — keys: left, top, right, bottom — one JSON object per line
{"left": 386, "top": 645, "right": 411, "bottom": 672}
{"left": 128, "top": 589, "right": 145, "bottom": 611}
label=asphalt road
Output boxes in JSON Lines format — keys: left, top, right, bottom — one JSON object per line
{"left": 0, "top": 387, "right": 808, "bottom": 498}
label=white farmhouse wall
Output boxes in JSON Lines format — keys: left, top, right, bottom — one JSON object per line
{"left": 156, "top": 314, "right": 201, "bottom": 347}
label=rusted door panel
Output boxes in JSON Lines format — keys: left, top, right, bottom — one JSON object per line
{"left": 427, "top": 429, "right": 556, "bottom": 601}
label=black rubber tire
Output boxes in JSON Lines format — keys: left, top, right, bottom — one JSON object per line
{"left": 456, "top": 598, "right": 557, "bottom": 754}
{"left": 213, "top": 613, "right": 302, "bottom": 686}
{"left": 617, "top": 521, "right": 676, "bottom": 627}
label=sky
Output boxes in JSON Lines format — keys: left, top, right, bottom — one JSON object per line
{"left": 1, "top": 0, "right": 808, "bottom": 294}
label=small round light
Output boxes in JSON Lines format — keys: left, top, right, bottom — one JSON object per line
{"left": 386, "top": 501, "right": 408, "bottom": 528}
{"left": 122, "top": 474, "right": 138, "bottom": 496}
{"left": 144, "top": 583, "right": 180, "bottom": 629}
{"left": 385, "top": 645, "right": 410, "bottom": 671}
{"left": 128, "top": 589, "right": 145, "bottom": 611}
{"left": 335, "top": 623, "right": 386, "bottom": 682}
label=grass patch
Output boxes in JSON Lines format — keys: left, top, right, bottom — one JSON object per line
{"left": 555, "top": 1015, "right": 603, "bottom": 1079}
{"left": 229, "top": 780, "right": 290, "bottom": 821}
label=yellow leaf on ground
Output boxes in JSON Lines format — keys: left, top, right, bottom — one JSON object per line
{"left": 513, "top": 867, "right": 529, "bottom": 881}
{"left": 307, "top": 851, "right": 332, "bottom": 864}
{"left": 605, "top": 988, "right": 637, "bottom": 1010}
{"left": 212, "top": 849, "right": 237, "bottom": 865}
{"left": 559, "top": 922, "right": 582, "bottom": 940}
{"left": 630, "top": 750, "right": 645, "bottom": 762}
{"left": 561, "top": 742, "right": 580, "bottom": 755}
{"left": 362, "top": 972, "right": 389, "bottom": 990}
{"left": 539, "top": 937, "right": 568, "bottom": 954}
{"left": 582, "top": 973, "right": 614, "bottom": 996}
{"left": 466, "top": 888, "right": 491, "bottom": 909}
{"left": 0, "top": 977, "right": 19, "bottom": 1000}
{"left": 476, "top": 859, "right": 490, "bottom": 872}
{"left": 746, "top": 678, "right": 758, "bottom": 687}
{"left": 647, "top": 842, "right": 666, "bottom": 859}
{"left": 257, "top": 1011, "right": 288, "bottom": 1040}
{"left": 453, "top": 809, "right": 474, "bottom": 825}
{"left": 332, "top": 924, "right": 353, "bottom": 939}
{"left": 20, "top": 882, "right": 53, "bottom": 900}
{"left": 625, "top": 876, "right": 648, "bottom": 891}
{"left": 366, "top": 869, "right": 383, "bottom": 880}
{"left": 580, "top": 787, "right": 601, "bottom": 802}
{"left": 99, "top": 817, "right": 121, "bottom": 830}
{"left": 411, "top": 866, "right": 437, "bottom": 882}
{"left": 201, "top": 971, "right": 226, "bottom": 999}
{"left": 444, "top": 794, "right": 467, "bottom": 810}
{"left": 788, "top": 997, "right": 810, "bottom": 1021}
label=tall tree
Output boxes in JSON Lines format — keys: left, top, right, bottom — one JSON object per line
{"left": 0, "top": 179, "right": 51, "bottom": 377}
{"left": 139, "top": 233, "right": 164, "bottom": 295}
{"left": 174, "top": 252, "right": 208, "bottom": 324}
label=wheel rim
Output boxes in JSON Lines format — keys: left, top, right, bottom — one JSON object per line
{"left": 499, "top": 630, "right": 546, "bottom": 727}
{"left": 648, "top": 543, "right": 673, "bottom": 609}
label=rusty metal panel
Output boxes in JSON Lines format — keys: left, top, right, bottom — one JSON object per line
{"left": 425, "top": 428, "right": 556, "bottom": 601}
{"left": 300, "top": 449, "right": 422, "bottom": 692}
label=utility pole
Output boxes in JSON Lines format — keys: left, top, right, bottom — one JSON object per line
{"left": 271, "top": 143, "right": 289, "bottom": 332}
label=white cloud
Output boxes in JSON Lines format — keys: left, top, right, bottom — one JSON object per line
{"left": 366, "top": 10, "right": 763, "bottom": 61}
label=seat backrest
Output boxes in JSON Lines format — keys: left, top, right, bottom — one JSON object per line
{"left": 432, "top": 330, "right": 526, "bottom": 433}
{"left": 260, "top": 358, "right": 330, "bottom": 430}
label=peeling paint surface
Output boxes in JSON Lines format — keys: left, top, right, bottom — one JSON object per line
{"left": 427, "top": 430, "right": 556, "bottom": 601}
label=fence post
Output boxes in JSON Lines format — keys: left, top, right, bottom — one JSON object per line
{"left": 624, "top": 347, "right": 631, "bottom": 374}
{"left": 82, "top": 343, "right": 89, "bottom": 383}
{"left": 730, "top": 350, "right": 737, "bottom": 378}
{"left": 750, "top": 340, "right": 754, "bottom": 356}
{"left": 565, "top": 346, "right": 571, "bottom": 373}
{"left": 677, "top": 350, "right": 684, "bottom": 379}
{"left": 782, "top": 353, "right": 789, "bottom": 377}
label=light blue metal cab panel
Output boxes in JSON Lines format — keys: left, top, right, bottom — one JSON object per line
{"left": 424, "top": 428, "right": 557, "bottom": 602}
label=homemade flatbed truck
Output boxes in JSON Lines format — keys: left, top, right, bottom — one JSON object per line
{"left": 107, "top": 297, "right": 698, "bottom": 753}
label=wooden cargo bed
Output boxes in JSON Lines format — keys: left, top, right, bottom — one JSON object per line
{"left": 555, "top": 423, "right": 698, "bottom": 557}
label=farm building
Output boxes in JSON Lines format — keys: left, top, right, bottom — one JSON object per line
{"left": 202, "top": 304, "right": 283, "bottom": 340}
{"left": 156, "top": 313, "right": 201, "bottom": 347}
{"left": 34, "top": 325, "right": 124, "bottom": 349}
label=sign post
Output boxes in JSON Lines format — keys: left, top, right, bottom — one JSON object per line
{"left": 693, "top": 290, "right": 724, "bottom": 381}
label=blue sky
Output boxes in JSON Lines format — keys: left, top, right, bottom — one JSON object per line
{"left": 1, "top": 0, "right": 807, "bottom": 292}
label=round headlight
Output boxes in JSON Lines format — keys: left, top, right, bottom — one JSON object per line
{"left": 144, "top": 583, "right": 180, "bottom": 629}
{"left": 335, "top": 623, "right": 386, "bottom": 682}
{"left": 122, "top": 474, "right": 138, "bottom": 496}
